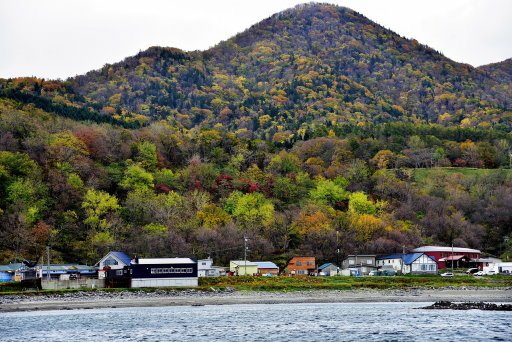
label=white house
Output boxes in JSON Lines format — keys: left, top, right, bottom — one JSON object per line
{"left": 198, "top": 257, "right": 213, "bottom": 277}
{"left": 377, "top": 253, "right": 437, "bottom": 274}
{"left": 198, "top": 257, "right": 225, "bottom": 277}
{"left": 96, "top": 251, "right": 132, "bottom": 279}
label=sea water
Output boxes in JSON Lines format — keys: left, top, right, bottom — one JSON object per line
{"left": 0, "top": 302, "right": 510, "bottom": 341}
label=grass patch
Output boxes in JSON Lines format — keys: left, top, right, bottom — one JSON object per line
{"left": 198, "top": 275, "right": 512, "bottom": 292}
{"left": 2, "top": 275, "right": 510, "bottom": 295}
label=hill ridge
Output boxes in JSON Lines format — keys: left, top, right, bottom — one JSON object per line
{"left": 2, "top": 2, "right": 512, "bottom": 133}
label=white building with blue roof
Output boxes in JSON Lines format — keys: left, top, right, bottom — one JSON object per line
{"left": 97, "top": 251, "right": 132, "bottom": 279}
{"left": 377, "top": 253, "right": 437, "bottom": 274}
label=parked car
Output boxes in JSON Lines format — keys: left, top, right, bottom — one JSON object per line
{"left": 465, "top": 268, "right": 479, "bottom": 275}
{"left": 440, "top": 272, "right": 454, "bottom": 277}
{"left": 484, "top": 270, "right": 497, "bottom": 276}
{"left": 368, "top": 271, "right": 376, "bottom": 276}
{"left": 474, "top": 271, "right": 484, "bottom": 276}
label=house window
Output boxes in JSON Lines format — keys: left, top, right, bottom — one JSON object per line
{"left": 296, "top": 261, "right": 302, "bottom": 266}
{"left": 202, "top": 262, "right": 206, "bottom": 265}
{"left": 307, "top": 261, "right": 312, "bottom": 266}
{"left": 429, "top": 265, "right": 435, "bottom": 271}
{"left": 297, "top": 270, "right": 305, "bottom": 275}
{"left": 104, "top": 257, "right": 118, "bottom": 266}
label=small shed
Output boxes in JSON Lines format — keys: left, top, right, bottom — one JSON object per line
{"left": 318, "top": 263, "right": 340, "bottom": 276}
{"left": 254, "top": 261, "right": 279, "bottom": 275}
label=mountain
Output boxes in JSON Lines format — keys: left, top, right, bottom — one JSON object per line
{"left": 2, "top": 3, "right": 511, "bottom": 136}
{"left": 1, "top": 3, "right": 512, "bottom": 264}
{"left": 67, "top": 3, "right": 511, "bottom": 133}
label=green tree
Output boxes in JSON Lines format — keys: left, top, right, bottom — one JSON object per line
{"left": 225, "top": 191, "right": 274, "bottom": 228}
{"left": 120, "top": 164, "right": 154, "bottom": 191}
{"left": 134, "top": 141, "right": 158, "bottom": 171}
{"left": 267, "top": 151, "right": 301, "bottom": 175}
{"left": 348, "top": 192, "right": 379, "bottom": 215}
{"left": 82, "top": 189, "right": 120, "bottom": 230}
{"left": 309, "top": 177, "right": 348, "bottom": 207}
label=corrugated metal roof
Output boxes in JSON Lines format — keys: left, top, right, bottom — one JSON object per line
{"left": 439, "top": 255, "right": 468, "bottom": 261}
{"left": 377, "top": 254, "right": 403, "bottom": 260}
{"left": 0, "top": 263, "right": 24, "bottom": 271}
{"left": 413, "top": 246, "right": 480, "bottom": 254}
{"left": 318, "top": 263, "right": 333, "bottom": 270}
{"left": 231, "top": 260, "right": 258, "bottom": 267}
{"left": 471, "top": 258, "right": 501, "bottom": 263}
{"left": 254, "top": 261, "right": 279, "bottom": 269}
{"left": 137, "top": 258, "right": 196, "bottom": 264}
{"left": 403, "top": 253, "right": 425, "bottom": 265}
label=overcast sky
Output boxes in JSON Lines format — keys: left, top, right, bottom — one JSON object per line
{"left": 1, "top": 0, "right": 511, "bottom": 80}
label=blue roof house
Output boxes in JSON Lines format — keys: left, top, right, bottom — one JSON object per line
{"left": 377, "top": 253, "right": 437, "bottom": 274}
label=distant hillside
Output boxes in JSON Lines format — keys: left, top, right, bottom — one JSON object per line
{"left": 479, "top": 58, "right": 512, "bottom": 84}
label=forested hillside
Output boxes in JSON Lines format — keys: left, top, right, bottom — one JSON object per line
{"left": 0, "top": 3, "right": 511, "bottom": 266}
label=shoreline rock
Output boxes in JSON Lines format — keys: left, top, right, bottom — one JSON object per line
{"left": 421, "top": 300, "right": 512, "bottom": 311}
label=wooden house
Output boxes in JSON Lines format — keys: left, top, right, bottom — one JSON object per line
{"left": 284, "top": 257, "right": 316, "bottom": 276}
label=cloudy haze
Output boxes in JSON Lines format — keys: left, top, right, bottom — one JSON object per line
{"left": 1, "top": 0, "right": 511, "bottom": 79}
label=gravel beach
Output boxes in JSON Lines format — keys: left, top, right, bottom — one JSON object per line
{"left": 1, "top": 287, "right": 511, "bottom": 313}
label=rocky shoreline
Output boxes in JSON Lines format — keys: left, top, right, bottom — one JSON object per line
{"left": 1, "top": 287, "right": 511, "bottom": 313}
{"left": 422, "top": 301, "right": 512, "bottom": 311}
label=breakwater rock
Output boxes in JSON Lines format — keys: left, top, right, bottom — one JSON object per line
{"left": 422, "top": 301, "right": 512, "bottom": 311}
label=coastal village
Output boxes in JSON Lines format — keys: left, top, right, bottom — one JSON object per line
{"left": 1, "top": 245, "right": 511, "bottom": 290}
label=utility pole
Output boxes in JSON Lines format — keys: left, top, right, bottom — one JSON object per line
{"left": 46, "top": 246, "right": 50, "bottom": 280}
{"left": 336, "top": 231, "right": 340, "bottom": 275}
{"left": 244, "top": 236, "right": 248, "bottom": 276}
{"left": 451, "top": 243, "right": 454, "bottom": 274}
{"left": 355, "top": 254, "right": 358, "bottom": 276}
